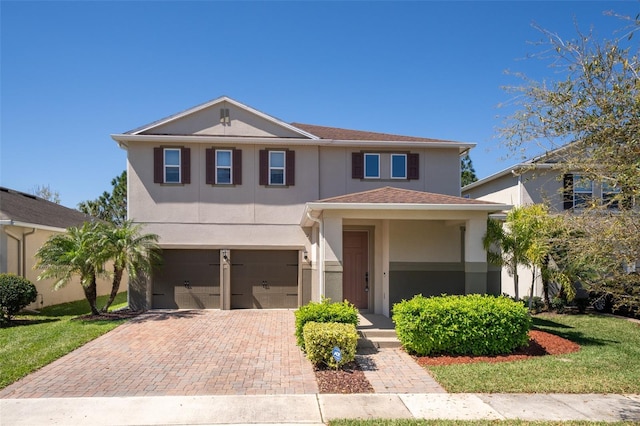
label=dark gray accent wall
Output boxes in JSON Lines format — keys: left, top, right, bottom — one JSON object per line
{"left": 324, "top": 261, "right": 343, "bottom": 303}
{"left": 487, "top": 270, "right": 501, "bottom": 296}
{"left": 129, "top": 275, "right": 149, "bottom": 311}
{"left": 301, "top": 266, "right": 312, "bottom": 305}
{"left": 389, "top": 262, "right": 465, "bottom": 308}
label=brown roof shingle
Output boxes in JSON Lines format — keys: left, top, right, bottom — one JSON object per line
{"left": 0, "top": 187, "right": 95, "bottom": 229}
{"left": 316, "top": 186, "right": 499, "bottom": 205}
{"left": 291, "top": 123, "right": 459, "bottom": 143}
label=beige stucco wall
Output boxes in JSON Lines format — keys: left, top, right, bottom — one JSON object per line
{"left": 318, "top": 147, "right": 462, "bottom": 200}
{"left": 1, "top": 225, "right": 114, "bottom": 309}
{"left": 143, "top": 101, "right": 304, "bottom": 138}
{"left": 128, "top": 142, "right": 320, "bottom": 227}
{"left": 389, "top": 220, "right": 461, "bottom": 263}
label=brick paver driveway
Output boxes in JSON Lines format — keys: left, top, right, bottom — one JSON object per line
{"left": 0, "top": 310, "right": 319, "bottom": 398}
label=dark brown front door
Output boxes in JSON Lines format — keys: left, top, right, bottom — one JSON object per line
{"left": 343, "top": 231, "right": 369, "bottom": 309}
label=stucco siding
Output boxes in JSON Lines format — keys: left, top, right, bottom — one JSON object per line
{"left": 389, "top": 220, "right": 461, "bottom": 263}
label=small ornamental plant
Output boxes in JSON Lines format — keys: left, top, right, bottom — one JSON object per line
{"left": 0, "top": 273, "right": 38, "bottom": 325}
{"left": 393, "top": 294, "right": 531, "bottom": 356}
{"left": 303, "top": 321, "right": 358, "bottom": 369}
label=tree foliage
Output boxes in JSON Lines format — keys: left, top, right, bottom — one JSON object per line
{"left": 32, "top": 184, "right": 61, "bottom": 204}
{"left": 461, "top": 154, "right": 478, "bottom": 187}
{"left": 78, "top": 171, "right": 127, "bottom": 225}
{"left": 499, "top": 14, "right": 640, "bottom": 307}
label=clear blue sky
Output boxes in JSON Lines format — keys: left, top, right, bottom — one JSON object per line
{"left": 2, "top": 1, "right": 638, "bottom": 208}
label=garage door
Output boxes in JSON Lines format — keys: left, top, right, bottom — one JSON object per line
{"left": 152, "top": 249, "right": 220, "bottom": 309}
{"left": 231, "top": 250, "right": 298, "bottom": 309}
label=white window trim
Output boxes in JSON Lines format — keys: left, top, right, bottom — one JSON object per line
{"left": 215, "top": 149, "right": 233, "bottom": 185}
{"left": 364, "top": 153, "right": 380, "bottom": 179}
{"left": 390, "top": 153, "right": 407, "bottom": 179}
{"left": 164, "top": 148, "right": 181, "bottom": 184}
{"left": 602, "top": 181, "right": 621, "bottom": 209}
{"left": 269, "top": 150, "right": 286, "bottom": 186}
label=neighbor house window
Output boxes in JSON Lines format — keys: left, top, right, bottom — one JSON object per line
{"left": 364, "top": 153, "right": 380, "bottom": 179}
{"left": 602, "top": 181, "right": 621, "bottom": 209}
{"left": 259, "top": 149, "right": 294, "bottom": 186}
{"left": 216, "top": 150, "right": 232, "bottom": 184}
{"left": 391, "top": 154, "right": 407, "bottom": 179}
{"left": 573, "top": 174, "right": 593, "bottom": 208}
{"left": 153, "top": 147, "right": 191, "bottom": 184}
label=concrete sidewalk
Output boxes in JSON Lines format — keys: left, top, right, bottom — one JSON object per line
{"left": 2, "top": 393, "right": 639, "bottom": 425}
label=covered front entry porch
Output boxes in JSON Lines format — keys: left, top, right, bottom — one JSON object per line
{"left": 300, "top": 187, "right": 509, "bottom": 317}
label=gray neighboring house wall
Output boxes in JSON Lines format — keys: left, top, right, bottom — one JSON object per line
{"left": 0, "top": 187, "right": 113, "bottom": 308}
{"left": 111, "top": 96, "right": 510, "bottom": 316}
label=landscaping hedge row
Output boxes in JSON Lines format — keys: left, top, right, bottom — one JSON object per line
{"left": 0, "top": 273, "right": 37, "bottom": 325}
{"left": 392, "top": 294, "right": 531, "bottom": 356}
{"left": 303, "top": 321, "right": 358, "bottom": 368}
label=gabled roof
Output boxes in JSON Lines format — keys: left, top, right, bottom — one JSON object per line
{"left": 316, "top": 186, "right": 498, "bottom": 205}
{"left": 124, "top": 96, "right": 318, "bottom": 139}
{"left": 0, "top": 187, "right": 94, "bottom": 231}
{"left": 301, "top": 187, "right": 509, "bottom": 225}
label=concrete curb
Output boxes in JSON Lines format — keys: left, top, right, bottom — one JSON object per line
{"left": 2, "top": 393, "right": 640, "bottom": 425}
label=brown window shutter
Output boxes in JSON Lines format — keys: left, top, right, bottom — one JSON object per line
{"left": 352, "top": 152, "right": 364, "bottom": 179}
{"left": 286, "top": 150, "right": 295, "bottom": 186}
{"left": 154, "top": 147, "right": 163, "bottom": 183}
{"left": 259, "top": 149, "right": 268, "bottom": 185}
{"left": 205, "top": 148, "right": 214, "bottom": 185}
{"left": 407, "top": 153, "right": 419, "bottom": 180}
{"left": 233, "top": 149, "right": 242, "bottom": 185}
{"left": 181, "top": 147, "right": 191, "bottom": 184}
{"left": 563, "top": 173, "right": 573, "bottom": 210}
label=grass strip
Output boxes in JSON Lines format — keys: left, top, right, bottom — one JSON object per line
{"left": 0, "top": 292, "right": 128, "bottom": 389}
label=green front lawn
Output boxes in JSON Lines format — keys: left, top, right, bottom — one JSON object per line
{"left": 425, "top": 313, "right": 640, "bottom": 393}
{"left": 0, "top": 292, "right": 129, "bottom": 390}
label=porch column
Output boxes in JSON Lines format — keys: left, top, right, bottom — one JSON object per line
{"left": 221, "top": 250, "right": 231, "bottom": 310}
{"left": 322, "top": 214, "right": 343, "bottom": 302}
{"left": 464, "top": 215, "right": 488, "bottom": 294}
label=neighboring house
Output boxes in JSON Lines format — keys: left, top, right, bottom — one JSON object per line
{"left": 0, "top": 187, "right": 113, "bottom": 309}
{"left": 111, "top": 96, "right": 509, "bottom": 316}
{"left": 461, "top": 151, "right": 626, "bottom": 298}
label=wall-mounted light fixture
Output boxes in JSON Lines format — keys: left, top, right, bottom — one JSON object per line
{"left": 303, "top": 250, "right": 309, "bottom": 262}
{"left": 222, "top": 249, "right": 229, "bottom": 262}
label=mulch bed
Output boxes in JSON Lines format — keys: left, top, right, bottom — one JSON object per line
{"left": 314, "top": 361, "right": 374, "bottom": 394}
{"left": 314, "top": 330, "right": 580, "bottom": 393}
{"left": 415, "top": 330, "right": 580, "bottom": 366}
{"left": 74, "top": 309, "right": 143, "bottom": 321}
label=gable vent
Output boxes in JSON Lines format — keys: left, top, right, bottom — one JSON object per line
{"left": 220, "top": 108, "right": 230, "bottom": 125}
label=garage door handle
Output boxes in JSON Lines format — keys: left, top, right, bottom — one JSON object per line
{"left": 232, "top": 293, "right": 243, "bottom": 296}
{"left": 152, "top": 293, "right": 165, "bottom": 296}
{"left": 286, "top": 293, "right": 297, "bottom": 296}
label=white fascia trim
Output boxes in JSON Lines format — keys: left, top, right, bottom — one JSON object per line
{"left": 0, "top": 220, "right": 66, "bottom": 233}
{"left": 305, "top": 202, "right": 511, "bottom": 211}
{"left": 125, "top": 96, "right": 319, "bottom": 140}
{"left": 462, "top": 162, "right": 558, "bottom": 192}
{"left": 111, "top": 134, "right": 476, "bottom": 150}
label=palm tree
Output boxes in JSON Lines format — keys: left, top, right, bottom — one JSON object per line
{"left": 35, "top": 222, "right": 105, "bottom": 315}
{"left": 98, "top": 221, "right": 160, "bottom": 312}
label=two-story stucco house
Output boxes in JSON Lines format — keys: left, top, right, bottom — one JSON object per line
{"left": 111, "top": 96, "right": 509, "bottom": 316}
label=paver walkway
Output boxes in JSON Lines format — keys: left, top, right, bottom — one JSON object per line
{"left": 0, "top": 310, "right": 319, "bottom": 398}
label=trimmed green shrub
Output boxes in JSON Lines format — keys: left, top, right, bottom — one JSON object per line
{"left": 303, "top": 321, "right": 358, "bottom": 368}
{"left": 392, "top": 294, "right": 531, "bottom": 356}
{"left": 294, "top": 298, "right": 358, "bottom": 349}
{"left": 522, "top": 296, "right": 544, "bottom": 313}
{"left": 0, "top": 273, "right": 38, "bottom": 325}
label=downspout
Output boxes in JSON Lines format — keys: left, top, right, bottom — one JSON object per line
{"left": 306, "top": 210, "right": 324, "bottom": 299}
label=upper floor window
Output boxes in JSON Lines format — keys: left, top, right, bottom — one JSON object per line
{"left": 391, "top": 154, "right": 407, "bottom": 179}
{"left": 269, "top": 151, "right": 286, "bottom": 185}
{"left": 164, "top": 149, "right": 181, "bottom": 183}
{"left": 216, "top": 150, "right": 232, "bottom": 184}
{"left": 154, "top": 147, "right": 191, "bottom": 184}
{"left": 259, "top": 149, "right": 295, "bottom": 186}
{"left": 206, "top": 148, "right": 242, "bottom": 185}
{"left": 352, "top": 152, "right": 418, "bottom": 180}
{"left": 364, "top": 153, "right": 380, "bottom": 179}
